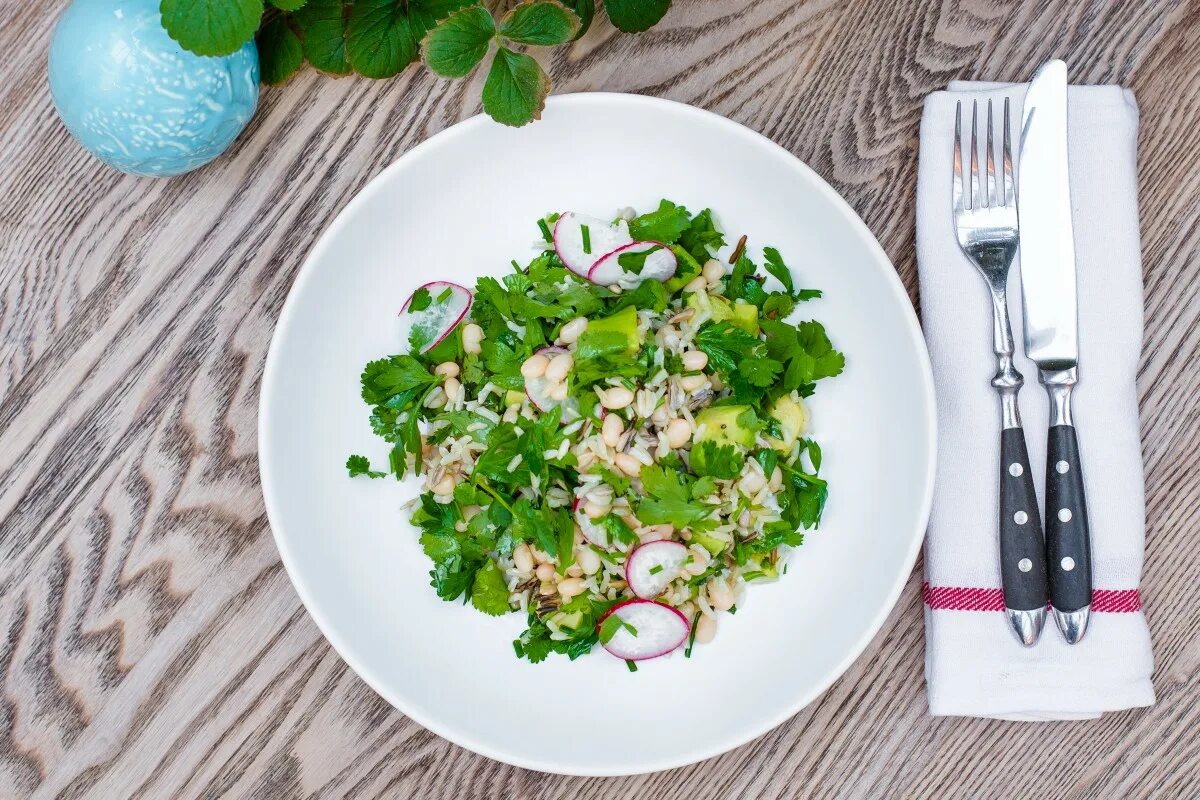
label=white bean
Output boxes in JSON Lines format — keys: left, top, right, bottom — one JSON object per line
{"left": 683, "top": 276, "right": 707, "bottom": 294}
{"left": 535, "top": 563, "right": 556, "bottom": 581}
{"left": 521, "top": 353, "right": 549, "bottom": 379}
{"left": 559, "top": 317, "right": 589, "bottom": 344}
{"left": 679, "top": 374, "right": 708, "bottom": 393}
{"left": 601, "top": 413, "right": 625, "bottom": 448}
{"left": 513, "top": 544, "right": 535, "bottom": 573}
{"left": 681, "top": 350, "right": 708, "bottom": 371}
{"left": 548, "top": 381, "right": 568, "bottom": 401}
{"left": 558, "top": 577, "right": 586, "bottom": 599}
{"left": 577, "top": 547, "right": 601, "bottom": 575}
{"left": 462, "top": 323, "right": 484, "bottom": 354}
{"left": 443, "top": 376, "right": 461, "bottom": 402}
{"left": 740, "top": 470, "right": 766, "bottom": 495}
{"left": 665, "top": 418, "right": 693, "bottom": 449}
{"left": 600, "top": 386, "right": 634, "bottom": 410}
{"left": 614, "top": 452, "right": 643, "bottom": 477}
{"left": 583, "top": 500, "right": 609, "bottom": 519}
{"left": 432, "top": 474, "right": 456, "bottom": 496}
{"left": 434, "top": 361, "right": 460, "bottom": 378}
{"left": 566, "top": 564, "right": 584, "bottom": 578}
{"left": 694, "top": 614, "right": 717, "bottom": 644}
{"left": 702, "top": 259, "right": 726, "bottom": 284}
{"left": 708, "top": 578, "right": 735, "bottom": 611}
{"left": 545, "top": 352, "right": 574, "bottom": 382}
{"left": 769, "top": 466, "right": 784, "bottom": 492}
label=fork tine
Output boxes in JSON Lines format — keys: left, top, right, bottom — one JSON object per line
{"left": 969, "top": 100, "right": 981, "bottom": 210}
{"left": 953, "top": 101, "right": 963, "bottom": 210}
{"left": 1002, "top": 96, "right": 1015, "bottom": 207}
{"left": 986, "top": 100, "right": 996, "bottom": 208}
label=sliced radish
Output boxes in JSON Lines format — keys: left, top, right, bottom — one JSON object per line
{"left": 554, "top": 213, "right": 632, "bottom": 278}
{"left": 576, "top": 510, "right": 611, "bottom": 548}
{"left": 588, "top": 241, "right": 676, "bottom": 290}
{"left": 625, "top": 540, "right": 689, "bottom": 599}
{"left": 400, "top": 281, "right": 472, "bottom": 353}
{"left": 597, "top": 599, "right": 690, "bottom": 661}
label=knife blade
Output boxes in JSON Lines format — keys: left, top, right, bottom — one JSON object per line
{"left": 1017, "top": 59, "right": 1093, "bottom": 643}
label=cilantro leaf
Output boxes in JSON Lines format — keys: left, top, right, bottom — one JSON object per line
{"left": 797, "top": 321, "right": 846, "bottom": 380}
{"left": 293, "top": 0, "right": 351, "bottom": 74}
{"left": 761, "top": 246, "right": 794, "bottom": 295}
{"left": 423, "top": 4, "right": 495, "bottom": 78}
{"left": 604, "top": 0, "right": 671, "bottom": 33}
{"left": 599, "top": 513, "right": 638, "bottom": 547}
{"left": 471, "top": 559, "right": 512, "bottom": 616}
{"left": 346, "top": 454, "right": 386, "bottom": 478}
{"left": 482, "top": 46, "right": 550, "bottom": 126}
{"left": 695, "top": 321, "right": 760, "bottom": 376}
{"left": 689, "top": 441, "right": 745, "bottom": 480}
{"left": 499, "top": 1, "right": 580, "bottom": 45}
{"left": 678, "top": 208, "right": 724, "bottom": 263}
{"left": 739, "top": 356, "right": 783, "bottom": 387}
{"left": 360, "top": 355, "right": 437, "bottom": 404}
{"left": 257, "top": 16, "right": 304, "bottom": 84}
{"left": 637, "top": 465, "right": 715, "bottom": 530}
{"left": 629, "top": 200, "right": 692, "bottom": 243}
{"left": 161, "top": 0, "right": 263, "bottom": 57}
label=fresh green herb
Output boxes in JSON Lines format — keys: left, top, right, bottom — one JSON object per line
{"left": 345, "top": 454, "right": 386, "bottom": 479}
{"left": 581, "top": 223, "right": 592, "bottom": 254}
{"left": 436, "top": 286, "right": 453, "bottom": 303}
{"left": 471, "top": 560, "right": 511, "bottom": 616}
{"left": 630, "top": 199, "right": 692, "bottom": 243}
{"left": 625, "top": 659, "right": 638, "bottom": 672}
{"left": 636, "top": 465, "right": 716, "bottom": 531}
{"left": 537, "top": 217, "right": 553, "bottom": 242}
{"left": 618, "top": 245, "right": 663, "bottom": 275}
{"left": 689, "top": 440, "right": 746, "bottom": 480}
{"left": 684, "top": 609, "right": 702, "bottom": 657}
{"left": 648, "top": 564, "right": 664, "bottom": 575}
{"left": 599, "top": 614, "right": 638, "bottom": 644}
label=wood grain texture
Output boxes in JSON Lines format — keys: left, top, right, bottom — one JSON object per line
{"left": 2, "top": 0, "right": 1199, "bottom": 797}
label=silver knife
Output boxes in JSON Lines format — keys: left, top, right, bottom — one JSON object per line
{"left": 1018, "top": 59, "right": 1092, "bottom": 643}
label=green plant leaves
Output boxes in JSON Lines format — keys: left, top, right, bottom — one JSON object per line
{"left": 557, "top": 0, "right": 594, "bottom": 38}
{"left": 346, "top": 0, "right": 423, "bottom": 78}
{"left": 423, "top": 5, "right": 496, "bottom": 78}
{"left": 269, "top": 0, "right": 308, "bottom": 10}
{"left": 160, "top": 0, "right": 264, "bottom": 57}
{"left": 293, "top": 0, "right": 351, "bottom": 74}
{"left": 604, "top": 0, "right": 671, "bottom": 33}
{"left": 258, "top": 17, "right": 304, "bottom": 83}
{"left": 482, "top": 46, "right": 550, "bottom": 127}
{"left": 500, "top": 2, "right": 580, "bottom": 46}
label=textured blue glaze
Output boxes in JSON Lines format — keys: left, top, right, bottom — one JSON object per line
{"left": 48, "top": 0, "right": 260, "bottom": 177}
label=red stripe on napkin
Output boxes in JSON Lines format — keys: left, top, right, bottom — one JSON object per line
{"left": 922, "top": 583, "right": 1141, "bottom": 613}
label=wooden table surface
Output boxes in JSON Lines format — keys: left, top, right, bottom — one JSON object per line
{"left": 3, "top": 1, "right": 1199, "bottom": 797}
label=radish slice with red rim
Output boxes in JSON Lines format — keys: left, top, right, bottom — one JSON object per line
{"left": 587, "top": 241, "right": 676, "bottom": 289}
{"left": 625, "top": 540, "right": 689, "bottom": 599}
{"left": 400, "top": 281, "right": 472, "bottom": 353}
{"left": 597, "top": 599, "right": 690, "bottom": 661}
{"left": 554, "top": 213, "right": 632, "bottom": 278}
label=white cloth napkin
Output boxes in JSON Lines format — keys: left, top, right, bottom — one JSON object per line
{"left": 915, "top": 79, "right": 1155, "bottom": 719}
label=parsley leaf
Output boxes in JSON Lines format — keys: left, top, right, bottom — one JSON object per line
{"left": 678, "top": 208, "right": 724, "bottom": 263}
{"left": 762, "top": 246, "right": 794, "bottom": 295}
{"left": 360, "top": 355, "right": 437, "bottom": 405}
{"left": 629, "top": 200, "right": 692, "bottom": 243}
{"left": 689, "top": 441, "right": 745, "bottom": 480}
{"left": 637, "top": 465, "right": 715, "bottom": 530}
{"left": 470, "top": 559, "right": 512, "bottom": 616}
{"left": 346, "top": 454, "right": 386, "bottom": 478}
{"left": 739, "top": 356, "right": 784, "bottom": 387}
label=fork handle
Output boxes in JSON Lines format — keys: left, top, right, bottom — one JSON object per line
{"left": 999, "top": 425, "right": 1049, "bottom": 613}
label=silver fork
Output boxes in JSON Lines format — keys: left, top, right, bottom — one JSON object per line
{"left": 952, "top": 98, "right": 1048, "bottom": 646}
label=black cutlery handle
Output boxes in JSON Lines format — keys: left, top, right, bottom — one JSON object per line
{"left": 1045, "top": 424, "right": 1092, "bottom": 613}
{"left": 999, "top": 427, "right": 1048, "bottom": 611}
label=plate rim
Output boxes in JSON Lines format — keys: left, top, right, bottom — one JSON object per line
{"left": 258, "top": 91, "right": 937, "bottom": 776}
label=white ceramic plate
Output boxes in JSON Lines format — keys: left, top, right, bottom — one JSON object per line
{"left": 260, "top": 93, "right": 935, "bottom": 776}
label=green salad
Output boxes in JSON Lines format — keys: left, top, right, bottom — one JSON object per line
{"left": 348, "top": 201, "right": 844, "bottom": 666}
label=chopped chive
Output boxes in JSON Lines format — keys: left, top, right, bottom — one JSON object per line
{"left": 648, "top": 564, "right": 663, "bottom": 575}
{"left": 625, "top": 660, "right": 638, "bottom": 672}
{"left": 512, "top": 640, "right": 523, "bottom": 658}
{"left": 511, "top": 259, "right": 521, "bottom": 271}
{"left": 537, "top": 218, "right": 553, "bottom": 242}
{"left": 581, "top": 224, "right": 592, "bottom": 254}
{"left": 728, "top": 605, "right": 737, "bottom": 615}
{"left": 436, "top": 287, "right": 453, "bottom": 303}
{"left": 684, "top": 610, "right": 702, "bottom": 657}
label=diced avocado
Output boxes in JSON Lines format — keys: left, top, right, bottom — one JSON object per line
{"left": 766, "top": 395, "right": 808, "bottom": 452}
{"left": 692, "top": 530, "right": 728, "bottom": 557}
{"left": 686, "top": 292, "right": 732, "bottom": 323}
{"left": 743, "top": 556, "right": 779, "bottom": 582}
{"left": 504, "top": 389, "right": 526, "bottom": 407}
{"left": 587, "top": 305, "right": 642, "bottom": 354}
{"left": 730, "top": 301, "right": 760, "bottom": 335}
{"left": 694, "top": 405, "right": 755, "bottom": 448}
{"left": 550, "top": 609, "right": 584, "bottom": 632}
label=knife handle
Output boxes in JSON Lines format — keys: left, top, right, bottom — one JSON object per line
{"left": 1046, "top": 423, "right": 1092, "bottom": 615}
{"left": 999, "top": 427, "right": 1049, "bottom": 613}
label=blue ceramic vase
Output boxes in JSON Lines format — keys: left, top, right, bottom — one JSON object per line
{"left": 48, "top": 0, "right": 260, "bottom": 177}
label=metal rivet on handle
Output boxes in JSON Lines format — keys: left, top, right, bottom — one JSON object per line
{"left": 1009, "top": 463, "right": 1024, "bottom": 477}
{"left": 1058, "top": 508, "right": 1072, "bottom": 522}
{"left": 1061, "top": 556, "right": 1075, "bottom": 571}
{"left": 1056, "top": 460, "right": 1070, "bottom": 474}
{"left": 1014, "top": 511, "right": 1028, "bottom": 525}
{"left": 1018, "top": 558, "right": 1032, "bottom": 573}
